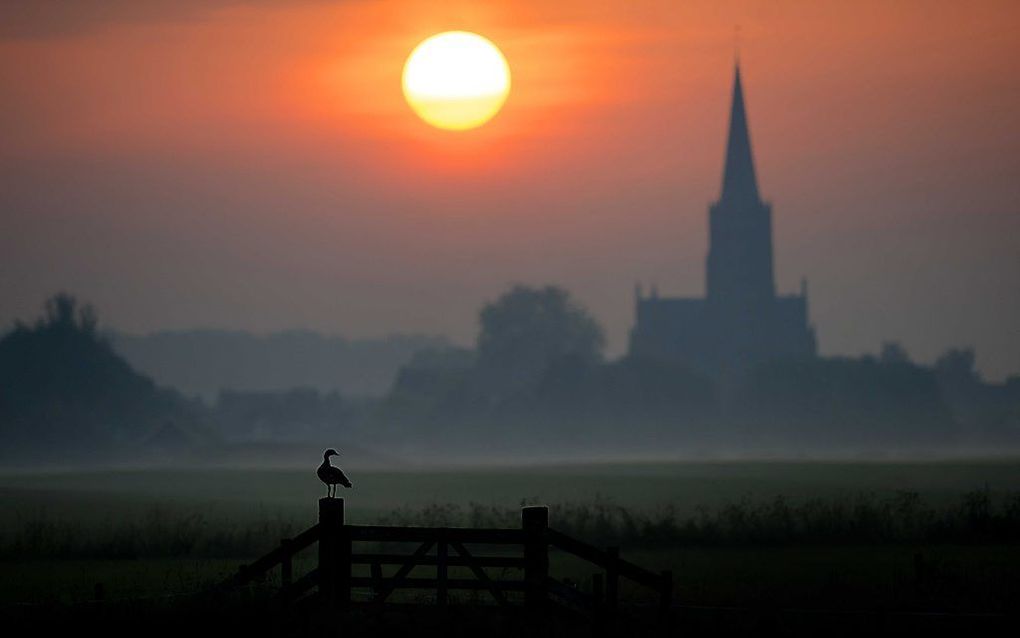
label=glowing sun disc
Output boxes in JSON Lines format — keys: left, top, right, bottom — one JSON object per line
{"left": 402, "top": 31, "right": 511, "bottom": 131}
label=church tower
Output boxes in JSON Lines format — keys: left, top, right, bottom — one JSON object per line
{"left": 706, "top": 64, "right": 776, "bottom": 305}
{"left": 628, "top": 63, "right": 816, "bottom": 378}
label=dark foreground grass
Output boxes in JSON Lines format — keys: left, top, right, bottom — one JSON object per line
{"left": 2, "top": 461, "right": 1020, "bottom": 634}
{"left": 6, "top": 543, "right": 1018, "bottom": 611}
{"left": 2, "top": 492, "right": 1020, "bottom": 617}
{"left": 3, "top": 545, "right": 1018, "bottom": 638}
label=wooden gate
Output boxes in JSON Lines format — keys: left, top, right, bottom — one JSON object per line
{"left": 226, "top": 498, "right": 672, "bottom": 627}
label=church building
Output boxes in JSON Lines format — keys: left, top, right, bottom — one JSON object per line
{"left": 628, "top": 64, "right": 817, "bottom": 377}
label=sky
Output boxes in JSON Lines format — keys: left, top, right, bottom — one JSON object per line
{"left": 1, "top": 0, "right": 1018, "bottom": 380}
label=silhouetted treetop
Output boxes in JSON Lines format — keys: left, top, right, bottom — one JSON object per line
{"left": 40, "top": 292, "right": 97, "bottom": 333}
{"left": 880, "top": 341, "right": 911, "bottom": 365}
{"left": 936, "top": 347, "right": 980, "bottom": 383}
{"left": 0, "top": 294, "right": 201, "bottom": 461}
{"left": 477, "top": 285, "right": 605, "bottom": 392}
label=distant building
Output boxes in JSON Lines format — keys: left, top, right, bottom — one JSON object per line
{"left": 629, "top": 64, "right": 817, "bottom": 377}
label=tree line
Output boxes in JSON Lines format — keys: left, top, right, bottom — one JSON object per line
{"left": 1, "top": 289, "right": 1018, "bottom": 463}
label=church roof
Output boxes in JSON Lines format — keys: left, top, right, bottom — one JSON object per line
{"left": 719, "top": 64, "right": 761, "bottom": 205}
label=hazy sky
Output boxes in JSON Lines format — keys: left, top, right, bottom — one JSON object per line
{"left": 1, "top": 0, "right": 1018, "bottom": 379}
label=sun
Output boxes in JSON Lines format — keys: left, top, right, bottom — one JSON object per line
{"left": 402, "top": 31, "right": 511, "bottom": 131}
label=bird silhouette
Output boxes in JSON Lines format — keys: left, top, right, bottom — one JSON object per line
{"left": 317, "top": 448, "right": 352, "bottom": 498}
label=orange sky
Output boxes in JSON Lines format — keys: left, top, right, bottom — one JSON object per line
{"left": 1, "top": 0, "right": 1018, "bottom": 379}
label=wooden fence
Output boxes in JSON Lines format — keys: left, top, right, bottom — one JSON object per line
{"left": 226, "top": 497, "right": 672, "bottom": 628}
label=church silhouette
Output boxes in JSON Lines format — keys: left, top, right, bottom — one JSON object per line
{"left": 629, "top": 64, "right": 817, "bottom": 378}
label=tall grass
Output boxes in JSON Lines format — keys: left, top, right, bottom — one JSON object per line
{"left": 2, "top": 489, "right": 1019, "bottom": 560}
{"left": 377, "top": 488, "right": 1020, "bottom": 547}
{"left": 1, "top": 506, "right": 299, "bottom": 560}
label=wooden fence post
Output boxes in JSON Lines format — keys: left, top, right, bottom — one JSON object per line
{"left": 658, "top": 569, "right": 672, "bottom": 631}
{"left": 605, "top": 546, "right": 620, "bottom": 629}
{"left": 591, "top": 573, "right": 605, "bottom": 638}
{"left": 319, "top": 497, "right": 344, "bottom": 607}
{"left": 280, "top": 539, "right": 293, "bottom": 589}
{"left": 591, "top": 573, "right": 604, "bottom": 607}
{"left": 522, "top": 506, "right": 549, "bottom": 610}
{"left": 371, "top": 561, "right": 382, "bottom": 595}
{"left": 338, "top": 500, "right": 351, "bottom": 608}
{"left": 437, "top": 537, "right": 449, "bottom": 606}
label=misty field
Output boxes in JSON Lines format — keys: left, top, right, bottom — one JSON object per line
{"left": 2, "top": 458, "right": 1020, "bottom": 614}
{"left": 6, "top": 457, "right": 1020, "bottom": 519}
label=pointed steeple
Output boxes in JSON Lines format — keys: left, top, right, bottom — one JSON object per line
{"left": 719, "top": 63, "right": 761, "bottom": 205}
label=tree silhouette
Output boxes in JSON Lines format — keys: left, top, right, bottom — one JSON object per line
{"left": 476, "top": 285, "right": 604, "bottom": 395}
{"left": 879, "top": 341, "right": 911, "bottom": 365}
{"left": 935, "top": 347, "right": 980, "bottom": 384}
{"left": 40, "top": 292, "right": 97, "bottom": 333}
{"left": 0, "top": 293, "right": 201, "bottom": 461}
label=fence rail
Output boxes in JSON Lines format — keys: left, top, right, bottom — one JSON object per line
{"left": 227, "top": 497, "right": 671, "bottom": 629}
{"left": 347, "top": 525, "right": 526, "bottom": 544}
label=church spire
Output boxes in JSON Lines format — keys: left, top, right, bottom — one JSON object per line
{"left": 719, "top": 63, "right": 761, "bottom": 205}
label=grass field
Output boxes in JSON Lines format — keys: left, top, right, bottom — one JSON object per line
{"left": 2, "top": 459, "right": 1020, "bottom": 612}
{"left": 4, "top": 458, "right": 1020, "bottom": 521}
